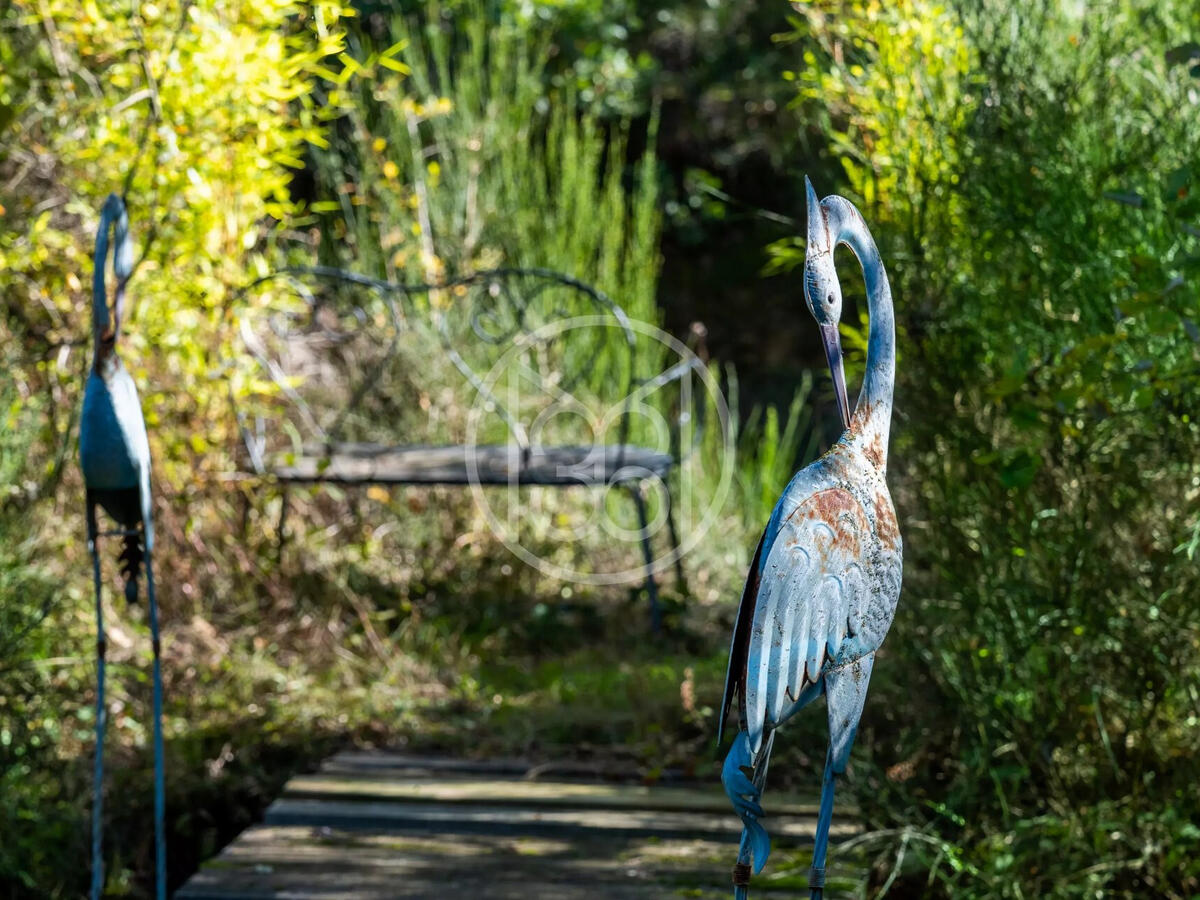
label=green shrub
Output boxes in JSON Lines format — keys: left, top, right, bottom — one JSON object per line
{"left": 0, "top": 1, "right": 354, "bottom": 893}
{"left": 786, "top": 1, "right": 1200, "bottom": 896}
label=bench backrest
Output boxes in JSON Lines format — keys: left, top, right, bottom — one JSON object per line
{"left": 232, "top": 267, "right": 706, "bottom": 478}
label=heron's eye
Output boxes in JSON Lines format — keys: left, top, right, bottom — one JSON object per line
{"left": 826, "top": 293, "right": 835, "bottom": 306}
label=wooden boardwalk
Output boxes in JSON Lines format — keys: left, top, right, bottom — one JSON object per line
{"left": 177, "top": 753, "right": 862, "bottom": 899}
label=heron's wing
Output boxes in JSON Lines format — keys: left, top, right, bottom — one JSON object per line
{"left": 112, "top": 371, "right": 151, "bottom": 472}
{"left": 109, "top": 367, "right": 155, "bottom": 540}
{"left": 717, "top": 529, "right": 766, "bottom": 746}
{"left": 743, "top": 486, "right": 899, "bottom": 753}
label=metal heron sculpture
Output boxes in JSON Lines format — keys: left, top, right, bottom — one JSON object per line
{"left": 719, "top": 178, "right": 902, "bottom": 899}
{"left": 79, "top": 193, "right": 167, "bottom": 900}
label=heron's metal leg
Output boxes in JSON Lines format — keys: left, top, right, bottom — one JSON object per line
{"left": 808, "top": 655, "right": 874, "bottom": 898}
{"left": 733, "top": 829, "right": 753, "bottom": 900}
{"left": 809, "top": 748, "right": 837, "bottom": 900}
{"left": 143, "top": 540, "right": 167, "bottom": 900}
{"left": 774, "top": 679, "right": 825, "bottom": 729}
{"left": 87, "top": 505, "right": 107, "bottom": 900}
{"left": 628, "top": 484, "right": 660, "bottom": 633}
{"left": 752, "top": 731, "right": 774, "bottom": 795}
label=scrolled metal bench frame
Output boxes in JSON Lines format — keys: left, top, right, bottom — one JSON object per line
{"left": 233, "top": 266, "right": 704, "bottom": 630}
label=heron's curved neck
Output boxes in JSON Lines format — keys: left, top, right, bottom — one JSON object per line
{"left": 92, "top": 196, "right": 129, "bottom": 371}
{"left": 93, "top": 222, "right": 112, "bottom": 348}
{"left": 826, "top": 197, "right": 895, "bottom": 448}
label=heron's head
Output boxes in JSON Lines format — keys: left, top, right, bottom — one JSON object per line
{"left": 103, "top": 193, "right": 134, "bottom": 277}
{"left": 803, "top": 176, "right": 850, "bottom": 431}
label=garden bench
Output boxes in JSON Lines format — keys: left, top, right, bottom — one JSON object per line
{"left": 232, "top": 267, "right": 701, "bottom": 630}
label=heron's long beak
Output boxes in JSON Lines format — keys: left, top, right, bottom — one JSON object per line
{"left": 111, "top": 281, "right": 126, "bottom": 341}
{"left": 819, "top": 323, "right": 851, "bottom": 431}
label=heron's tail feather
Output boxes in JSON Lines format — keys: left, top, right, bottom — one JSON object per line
{"left": 118, "top": 531, "right": 143, "bottom": 604}
{"left": 722, "top": 731, "right": 772, "bottom": 875}
{"left": 741, "top": 819, "right": 770, "bottom": 874}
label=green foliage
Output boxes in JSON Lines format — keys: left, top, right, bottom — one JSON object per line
{"left": 316, "top": 5, "right": 660, "bottom": 316}
{"left": 786, "top": 1, "right": 1200, "bottom": 896}
{"left": 725, "top": 368, "right": 817, "bottom": 525}
{"left": 0, "top": 381, "right": 82, "bottom": 894}
{"left": 0, "top": 1, "right": 355, "bottom": 894}
{"left": 0, "top": 0, "right": 352, "bottom": 482}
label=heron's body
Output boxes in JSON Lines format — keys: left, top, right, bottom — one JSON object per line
{"left": 724, "top": 423, "right": 901, "bottom": 750}
{"left": 720, "top": 181, "right": 902, "bottom": 899}
{"left": 79, "top": 194, "right": 166, "bottom": 900}
{"left": 81, "top": 363, "right": 150, "bottom": 493}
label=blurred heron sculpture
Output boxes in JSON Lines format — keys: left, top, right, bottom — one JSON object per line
{"left": 719, "top": 178, "right": 902, "bottom": 899}
{"left": 79, "top": 194, "right": 167, "bottom": 900}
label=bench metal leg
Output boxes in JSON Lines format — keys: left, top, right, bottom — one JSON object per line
{"left": 663, "top": 483, "right": 687, "bottom": 594}
{"left": 276, "top": 486, "right": 290, "bottom": 563}
{"left": 628, "top": 485, "right": 661, "bottom": 634}
{"left": 240, "top": 487, "right": 251, "bottom": 541}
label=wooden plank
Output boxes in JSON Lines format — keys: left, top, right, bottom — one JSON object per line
{"left": 320, "top": 752, "right": 551, "bottom": 777}
{"left": 285, "top": 773, "right": 824, "bottom": 817}
{"left": 177, "top": 827, "right": 862, "bottom": 899}
{"left": 176, "top": 827, "right": 725, "bottom": 899}
{"left": 322, "top": 751, "right": 723, "bottom": 785}
{"left": 263, "top": 797, "right": 856, "bottom": 843}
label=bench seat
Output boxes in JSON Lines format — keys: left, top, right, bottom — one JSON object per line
{"left": 273, "top": 443, "right": 674, "bottom": 487}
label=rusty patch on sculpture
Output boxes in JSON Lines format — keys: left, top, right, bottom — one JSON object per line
{"left": 806, "top": 487, "right": 857, "bottom": 522}
{"left": 793, "top": 488, "right": 869, "bottom": 557}
{"left": 850, "top": 399, "right": 876, "bottom": 435}
{"left": 863, "top": 429, "right": 885, "bottom": 470}
{"left": 873, "top": 489, "right": 900, "bottom": 548}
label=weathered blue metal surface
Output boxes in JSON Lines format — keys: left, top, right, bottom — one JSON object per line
{"left": 79, "top": 194, "right": 167, "bottom": 900}
{"left": 719, "top": 178, "right": 903, "bottom": 899}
